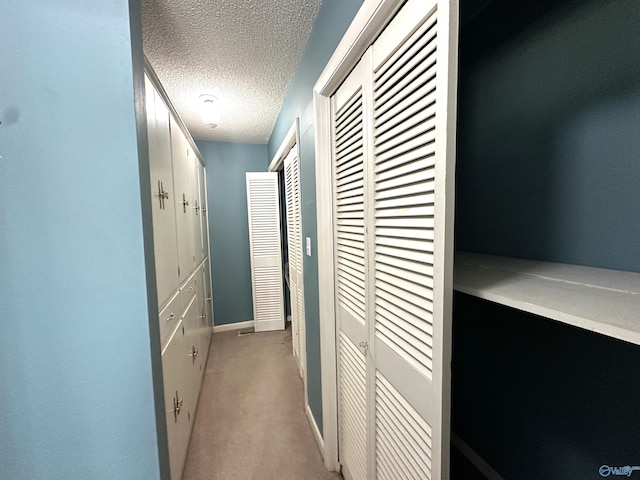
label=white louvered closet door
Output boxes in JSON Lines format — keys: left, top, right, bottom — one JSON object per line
{"left": 285, "top": 147, "right": 306, "bottom": 376}
{"left": 284, "top": 151, "right": 299, "bottom": 357}
{"left": 246, "top": 172, "right": 285, "bottom": 332}
{"left": 370, "top": 0, "right": 458, "bottom": 478}
{"left": 331, "top": 0, "right": 458, "bottom": 478}
{"left": 332, "top": 55, "right": 371, "bottom": 480}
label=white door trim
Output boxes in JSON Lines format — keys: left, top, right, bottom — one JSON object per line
{"left": 269, "top": 120, "right": 299, "bottom": 172}
{"left": 313, "top": 0, "right": 405, "bottom": 470}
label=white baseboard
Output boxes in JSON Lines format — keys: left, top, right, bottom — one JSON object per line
{"left": 451, "top": 432, "right": 505, "bottom": 480}
{"left": 306, "top": 404, "right": 324, "bottom": 456}
{"left": 255, "top": 318, "right": 285, "bottom": 332}
{"left": 212, "top": 320, "right": 253, "bottom": 333}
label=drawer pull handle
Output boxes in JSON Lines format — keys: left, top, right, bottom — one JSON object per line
{"left": 189, "top": 346, "right": 199, "bottom": 363}
{"left": 166, "top": 313, "right": 176, "bottom": 323}
{"left": 171, "top": 391, "right": 183, "bottom": 422}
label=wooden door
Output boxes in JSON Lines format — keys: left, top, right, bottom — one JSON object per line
{"left": 246, "top": 172, "right": 285, "bottom": 332}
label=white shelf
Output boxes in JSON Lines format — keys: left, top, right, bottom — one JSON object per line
{"left": 454, "top": 252, "right": 640, "bottom": 346}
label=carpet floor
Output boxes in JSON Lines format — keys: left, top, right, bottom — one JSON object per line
{"left": 181, "top": 326, "right": 487, "bottom": 480}
{"left": 182, "top": 327, "right": 341, "bottom": 480}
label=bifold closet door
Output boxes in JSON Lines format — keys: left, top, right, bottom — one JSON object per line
{"left": 246, "top": 172, "right": 285, "bottom": 332}
{"left": 331, "top": 0, "right": 458, "bottom": 478}
{"left": 284, "top": 152, "right": 299, "bottom": 358}
{"left": 371, "top": 0, "right": 458, "bottom": 477}
{"left": 285, "top": 147, "right": 305, "bottom": 375}
{"left": 332, "top": 55, "right": 371, "bottom": 480}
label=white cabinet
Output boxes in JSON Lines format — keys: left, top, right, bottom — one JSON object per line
{"left": 161, "top": 322, "right": 189, "bottom": 480}
{"left": 203, "top": 260, "right": 214, "bottom": 329}
{"left": 194, "top": 163, "right": 208, "bottom": 265}
{"left": 145, "top": 69, "right": 213, "bottom": 480}
{"left": 170, "top": 116, "right": 197, "bottom": 281}
{"left": 159, "top": 291, "right": 181, "bottom": 349}
{"left": 145, "top": 74, "right": 179, "bottom": 307}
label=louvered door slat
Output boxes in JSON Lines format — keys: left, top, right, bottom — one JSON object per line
{"left": 376, "top": 371, "right": 433, "bottom": 480}
{"left": 375, "top": 85, "right": 437, "bottom": 137}
{"left": 339, "top": 332, "right": 368, "bottom": 480}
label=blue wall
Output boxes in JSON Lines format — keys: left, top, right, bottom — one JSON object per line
{"left": 197, "top": 141, "right": 269, "bottom": 325}
{"left": 456, "top": 0, "right": 640, "bottom": 272}
{"left": 0, "top": 2, "right": 163, "bottom": 479}
{"left": 453, "top": 0, "right": 640, "bottom": 477}
{"left": 268, "top": 0, "right": 364, "bottom": 434}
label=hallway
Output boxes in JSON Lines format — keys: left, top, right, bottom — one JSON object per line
{"left": 181, "top": 326, "right": 488, "bottom": 480}
{"left": 182, "top": 328, "right": 340, "bottom": 480}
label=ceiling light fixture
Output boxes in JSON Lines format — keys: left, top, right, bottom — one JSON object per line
{"left": 199, "top": 94, "right": 220, "bottom": 130}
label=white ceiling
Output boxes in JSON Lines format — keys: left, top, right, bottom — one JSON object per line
{"left": 142, "top": 0, "right": 323, "bottom": 144}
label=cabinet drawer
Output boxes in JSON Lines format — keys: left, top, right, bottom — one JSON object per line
{"left": 161, "top": 321, "right": 189, "bottom": 480}
{"left": 158, "top": 291, "right": 181, "bottom": 348}
{"left": 180, "top": 272, "right": 197, "bottom": 310}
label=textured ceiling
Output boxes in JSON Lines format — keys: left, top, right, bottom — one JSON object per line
{"left": 142, "top": 0, "right": 322, "bottom": 143}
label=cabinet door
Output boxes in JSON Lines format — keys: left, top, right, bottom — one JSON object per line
{"left": 183, "top": 294, "right": 204, "bottom": 428}
{"left": 145, "top": 75, "right": 179, "bottom": 306}
{"left": 193, "top": 162, "right": 208, "bottom": 265}
{"left": 171, "top": 116, "right": 196, "bottom": 280}
{"left": 204, "top": 260, "right": 214, "bottom": 329}
{"left": 162, "top": 322, "right": 189, "bottom": 480}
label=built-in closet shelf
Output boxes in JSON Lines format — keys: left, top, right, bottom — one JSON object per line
{"left": 454, "top": 252, "right": 640, "bottom": 346}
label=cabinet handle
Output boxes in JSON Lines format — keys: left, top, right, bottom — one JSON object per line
{"left": 199, "top": 314, "right": 206, "bottom": 319}
{"left": 171, "top": 391, "right": 183, "bottom": 422}
{"left": 166, "top": 313, "right": 176, "bottom": 323}
{"left": 189, "top": 346, "right": 199, "bottom": 363}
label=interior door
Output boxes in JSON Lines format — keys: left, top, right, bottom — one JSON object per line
{"left": 332, "top": 0, "right": 458, "bottom": 478}
{"left": 370, "top": 1, "right": 458, "bottom": 477}
{"left": 284, "top": 147, "right": 306, "bottom": 377}
{"left": 246, "top": 172, "right": 285, "bottom": 332}
{"left": 332, "top": 55, "right": 371, "bottom": 480}
{"left": 284, "top": 153, "right": 299, "bottom": 357}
